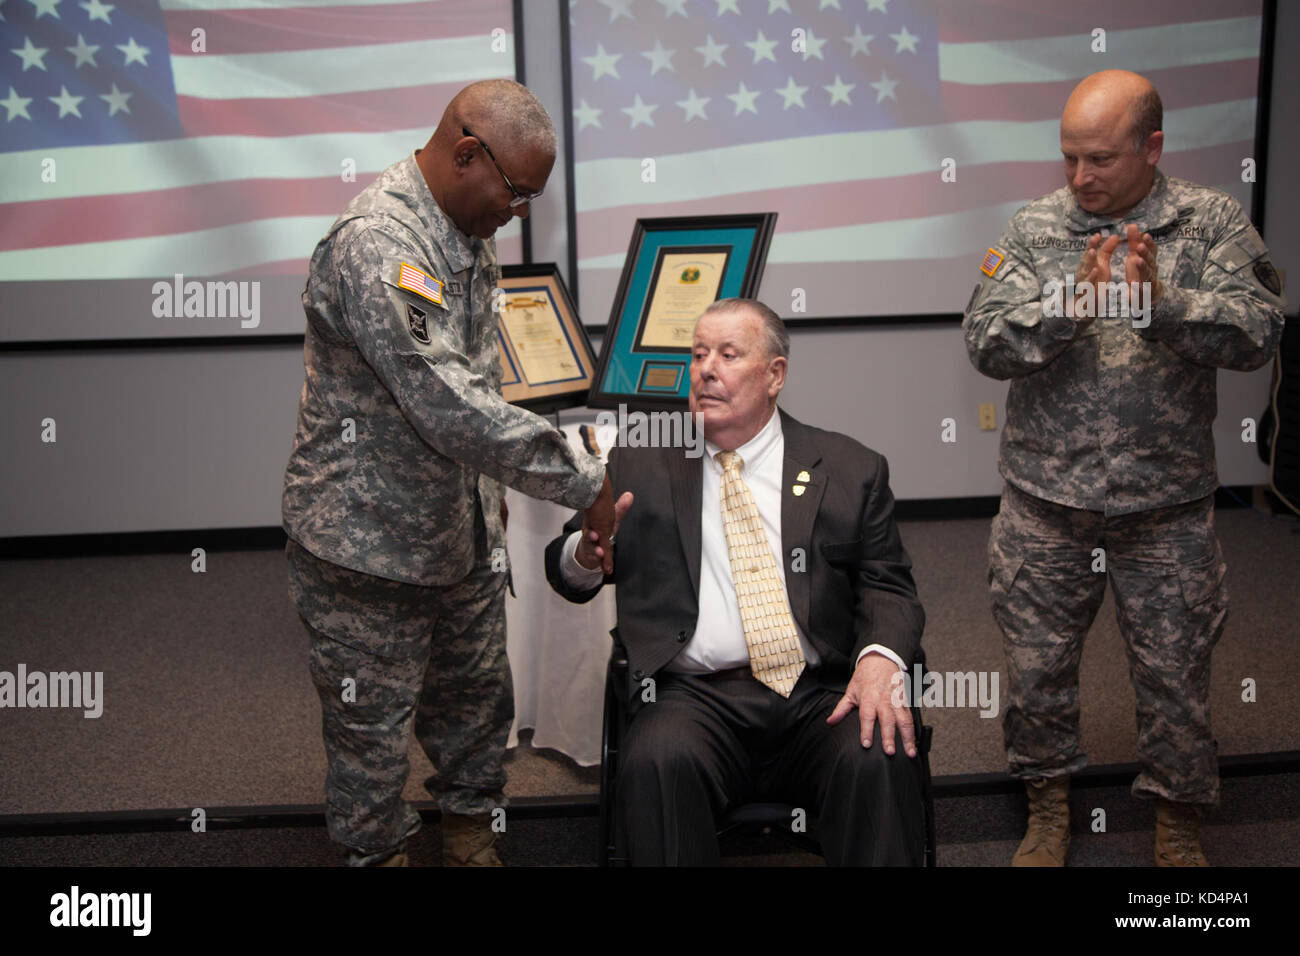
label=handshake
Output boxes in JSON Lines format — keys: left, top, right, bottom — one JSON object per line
{"left": 575, "top": 473, "right": 634, "bottom": 574}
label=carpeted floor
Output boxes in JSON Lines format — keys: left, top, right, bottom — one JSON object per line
{"left": 3, "top": 771, "right": 1297, "bottom": 866}
{"left": 0, "top": 507, "right": 1296, "bottom": 817}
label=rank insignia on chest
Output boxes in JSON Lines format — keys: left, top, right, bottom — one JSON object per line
{"left": 397, "top": 262, "right": 445, "bottom": 307}
{"left": 980, "top": 247, "right": 1005, "bottom": 277}
{"left": 406, "top": 303, "right": 431, "bottom": 344}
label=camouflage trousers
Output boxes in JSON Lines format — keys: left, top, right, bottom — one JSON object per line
{"left": 286, "top": 529, "right": 512, "bottom": 865}
{"left": 989, "top": 482, "right": 1228, "bottom": 805}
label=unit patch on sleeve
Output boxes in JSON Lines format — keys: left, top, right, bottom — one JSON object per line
{"left": 405, "top": 303, "right": 431, "bottom": 344}
{"left": 1254, "top": 259, "right": 1282, "bottom": 296}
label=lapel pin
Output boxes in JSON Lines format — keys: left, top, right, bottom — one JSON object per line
{"left": 792, "top": 484, "right": 806, "bottom": 497}
{"left": 796, "top": 470, "right": 811, "bottom": 483}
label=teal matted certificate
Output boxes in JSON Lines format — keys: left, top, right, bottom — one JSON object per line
{"left": 589, "top": 214, "right": 777, "bottom": 411}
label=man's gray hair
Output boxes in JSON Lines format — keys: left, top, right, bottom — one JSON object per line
{"left": 698, "top": 297, "right": 790, "bottom": 360}
{"left": 456, "top": 79, "right": 558, "bottom": 155}
{"left": 501, "top": 81, "right": 558, "bottom": 155}
{"left": 1131, "top": 88, "right": 1162, "bottom": 154}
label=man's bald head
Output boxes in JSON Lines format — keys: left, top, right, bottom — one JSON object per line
{"left": 416, "top": 80, "right": 557, "bottom": 240}
{"left": 1059, "top": 70, "right": 1164, "bottom": 219}
{"left": 1063, "top": 70, "right": 1162, "bottom": 154}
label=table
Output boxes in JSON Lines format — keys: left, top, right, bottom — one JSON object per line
{"left": 504, "top": 422, "right": 618, "bottom": 766}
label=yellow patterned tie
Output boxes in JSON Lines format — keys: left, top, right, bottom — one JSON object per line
{"left": 716, "top": 451, "right": 806, "bottom": 697}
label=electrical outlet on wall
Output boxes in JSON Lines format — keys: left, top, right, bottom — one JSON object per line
{"left": 978, "top": 403, "right": 997, "bottom": 431}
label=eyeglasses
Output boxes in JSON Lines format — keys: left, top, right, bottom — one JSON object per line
{"left": 462, "top": 126, "right": 543, "bottom": 209}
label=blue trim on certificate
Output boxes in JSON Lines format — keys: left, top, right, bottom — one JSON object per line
{"left": 497, "top": 329, "right": 521, "bottom": 387}
{"left": 636, "top": 361, "right": 686, "bottom": 394}
{"left": 598, "top": 225, "right": 758, "bottom": 401}
{"left": 503, "top": 285, "right": 586, "bottom": 387}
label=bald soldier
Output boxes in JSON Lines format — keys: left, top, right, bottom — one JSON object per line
{"left": 283, "top": 80, "right": 615, "bottom": 867}
{"left": 964, "top": 70, "right": 1284, "bottom": 866}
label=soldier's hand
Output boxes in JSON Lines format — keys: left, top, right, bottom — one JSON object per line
{"left": 1072, "top": 233, "right": 1122, "bottom": 323}
{"left": 826, "top": 653, "right": 917, "bottom": 758}
{"left": 577, "top": 474, "right": 632, "bottom": 574}
{"left": 1124, "top": 223, "right": 1162, "bottom": 304}
{"left": 575, "top": 491, "right": 633, "bottom": 572}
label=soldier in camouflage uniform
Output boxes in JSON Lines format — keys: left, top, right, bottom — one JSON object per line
{"left": 282, "top": 80, "right": 614, "bottom": 866}
{"left": 963, "top": 71, "right": 1285, "bottom": 867}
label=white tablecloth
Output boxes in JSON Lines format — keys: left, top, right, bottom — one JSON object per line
{"left": 504, "top": 422, "right": 618, "bottom": 766}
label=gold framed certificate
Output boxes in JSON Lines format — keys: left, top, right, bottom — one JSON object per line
{"left": 496, "top": 264, "right": 596, "bottom": 411}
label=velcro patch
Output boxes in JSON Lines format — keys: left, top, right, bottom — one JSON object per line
{"left": 1233, "top": 226, "right": 1268, "bottom": 261}
{"left": 980, "top": 247, "right": 1005, "bottom": 277}
{"left": 396, "top": 261, "right": 445, "bottom": 307}
{"left": 1210, "top": 225, "right": 1269, "bottom": 274}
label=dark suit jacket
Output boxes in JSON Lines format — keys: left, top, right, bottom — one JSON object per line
{"left": 544, "top": 408, "right": 925, "bottom": 705}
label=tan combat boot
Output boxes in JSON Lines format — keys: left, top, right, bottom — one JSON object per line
{"left": 1011, "top": 777, "right": 1070, "bottom": 866}
{"left": 1154, "top": 800, "right": 1209, "bottom": 866}
{"left": 441, "top": 812, "right": 503, "bottom": 866}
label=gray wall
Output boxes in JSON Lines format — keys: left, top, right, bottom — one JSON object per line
{"left": 0, "top": 5, "right": 1293, "bottom": 537}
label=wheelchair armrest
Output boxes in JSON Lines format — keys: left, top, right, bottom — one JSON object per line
{"left": 908, "top": 647, "right": 933, "bottom": 756}
{"left": 609, "top": 627, "right": 629, "bottom": 675}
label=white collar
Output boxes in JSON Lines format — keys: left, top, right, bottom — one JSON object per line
{"left": 705, "top": 407, "right": 782, "bottom": 473}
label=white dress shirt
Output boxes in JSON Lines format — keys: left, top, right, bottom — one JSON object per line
{"left": 560, "top": 408, "right": 903, "bottom": 675}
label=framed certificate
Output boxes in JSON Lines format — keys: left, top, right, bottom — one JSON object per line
{"left": 496, "top": 263, "right": 596, "bottom": 412}
{"left": 589, "top": 213, "right": 777, "bottom": 410}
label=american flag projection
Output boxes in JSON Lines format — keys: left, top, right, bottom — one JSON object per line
{"left": 0, "top": 0, "right": 517, "bottom": 287}
{"left": 568, "top": 0, "right": 1265, "bottom": 321}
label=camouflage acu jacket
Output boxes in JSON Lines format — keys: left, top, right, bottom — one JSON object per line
{"left": 283, "top": 153, "right": 603, "bottom": 585}
{"left": 963, "top": 169, "right": 1285, "bottom": 516}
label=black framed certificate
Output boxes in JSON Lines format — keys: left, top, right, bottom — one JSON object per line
{"left": 589, "top": 213, "right": 777, "bottom": 410}
{"left": 496, "top": 264, "right": 596, "bottom": 412}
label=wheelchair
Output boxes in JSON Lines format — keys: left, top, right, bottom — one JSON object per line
{"left": 598, "top": 632, "right": 937, "bottom": 866}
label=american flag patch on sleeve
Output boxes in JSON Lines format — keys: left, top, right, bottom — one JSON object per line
{"left": 397, "top": 262, "right": 444, "bottom": 306}
{"left": 980, "top": 248, "right": 1005, "bottom": 277}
